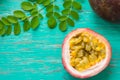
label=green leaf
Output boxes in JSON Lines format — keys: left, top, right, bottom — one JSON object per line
{"left": 54, "top": 12, "right": 61, "bottom": 18}
{"left": 30, "top": 9, "right": 39, "bottom": 17}
{"left": 46, "top": 5, "right": 59, "bottom": 12}
{"left": 31, "top": 16, "right": 40, "bottom": 30}
{"left": 54, "top": 5, "right": 59, "bottom": 10}
{"left": 0, "top": 20, "right": 4, "bottom": 27}
{"left": 0, "top": 27, "right": 5, "bottom": 36}
{"left": 23, "top": 19, "right": 30, "bottom": 32}
{"left": 21, "top": 16, "right": 27, "bottom": 21}
{"left": 1, "top": 17, "right": 11, "bottom": 25}
{"left": 7, "top": 16, "right": 18, "bottom": 23}
{"left": 39, "top": 14, "right": 43, "bottom": 19}
{"left": 46, "top": 12, "right": 53, "bottom": 18}
{"left": 54, "top": 5, "right": 60, "bottom": 10}
{"left": 47, "top": 17, "right": 57, "bottom": 29}
{"left": 46, "top": 5, "right": 54, "bottom": 12}
{"left": 73, "top": 1, "right": 82, "bottom": 10}
{"left": 14, "top": 10, "right": 26, "bottom": 18}
{"left": 42, "top": 0, "right": 50, "bottom": 6}
{"left": 21, "top": 1, "right": 33, "bottom": 11}
{"left": 67, "top": 18, "right": 74, "bottom": 27}
{"left": 6, "top": 25, "right": 12, "bottom": 35}
{"left": 46, "top": 12, "right": 60, "bottom": 18}
{"left": 14, "top": 22, "right": 21, "bottom": 35}
{"left": 0, "top": 26, "right": 3, "bottom": 30}
{"left": 0, "top": 20, "right": 5, "bottom": 30}
{"left": 63, "top": 1, "right": 72, "bottom": 9}
{"left": 70, "top": 11, "right": 79, "bottom": 20}
{"left": 59, "top": 16, "right": 68, "bottom": 21}
{"left": 62, "top": 9, "right": 70, "bottom": 15}
{"left": 31, "top": 9, "right": 38, "bottom": 14}
{"left": 37, "top": 0, "right": 44, "bottom": 4}
{"left": 33, "top": 3, "right": 37, "bottom": 9}
{"left": 0, "top": 20, "right": 5, "bottom": 35}
{"left": 59, "top": 21, "right": 67, "bottom": 32}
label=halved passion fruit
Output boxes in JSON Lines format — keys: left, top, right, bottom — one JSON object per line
{"left": 62, "top": 28, "right": 111, "bottom": 78}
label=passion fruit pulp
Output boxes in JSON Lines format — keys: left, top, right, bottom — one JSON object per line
{"left": 62, "top": 28, "right": 111, "bottom": 78}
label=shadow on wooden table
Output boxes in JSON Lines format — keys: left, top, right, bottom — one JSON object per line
{"left": 63, "top": 65, "right": 111, "bottom": 80}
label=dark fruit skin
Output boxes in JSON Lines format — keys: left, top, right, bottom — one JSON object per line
{"left": 89, "top": 0, "right": 120, "bottom": 22}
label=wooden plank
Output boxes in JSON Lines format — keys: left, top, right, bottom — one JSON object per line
{"left": 0, "top": 0, "right": 120, "bottom": 80}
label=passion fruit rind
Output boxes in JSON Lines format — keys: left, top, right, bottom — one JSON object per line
{"left": 62, "top": 28, "right": 111, "bottom": 79}
{"left": 89, "top": 0, "right": 120, "bottom": 21}
{"left": 69, "top": 32, "right": 106, "bottom": 71}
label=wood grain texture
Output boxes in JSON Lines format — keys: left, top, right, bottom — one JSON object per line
{"left": 0, "top": 0, "right": 120, "bottom": 80}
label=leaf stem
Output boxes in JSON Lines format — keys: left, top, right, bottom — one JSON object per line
{"left": 67, "top": 0, "right": 74, "bottom": 18}
{"left": 52, "top": 3, "right": 55, "bottom": 16}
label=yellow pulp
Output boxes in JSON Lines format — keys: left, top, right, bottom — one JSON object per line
{"left": 69, "top": 32, "right": 106, "bottom": 71}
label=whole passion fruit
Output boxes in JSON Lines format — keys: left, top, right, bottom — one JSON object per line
{"left": 62, "top": 28, "right": 111, "bottom": 78}
{"left": 89, "top": 0, "right": 120, "bottom": 21}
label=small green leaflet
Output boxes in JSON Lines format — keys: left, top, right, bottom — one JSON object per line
{"left": 0, "top": 25, "right": 4, "bottom": 30}
{"left": 21, "top": 1, "right": 33, "bottom": 11}
{"left": 1, "top": 17, "right": 11, "bottom": 25}
{"left": 73, "top": 1, "right": 82, "bottom": 10}
{"left": 59, "top": 16, "right": 68, "bottom": 21}
{"left": 33, "top": 3, "right": 37, "bottom": 9}
{"left": 46, "top": 5, "right": 59, "bottom": 12}
{"left": 62, "top": 9, "right": 70, "bottom": 15}
{"left": 21, "top": 16, "right": 27, "bottom": 21}
{"left": 70, "top": 11, "right": 79, "bottom": 20}
{"left": 7, "top": 16, "right": 18, "bottom": 23}
{"left": 6, "top": 25, "right": 12, "bottom": 35}
{"left": 30, "top": 9, "right": 39, "bottom": 17}
{"left": 42, "top": 0, "right": 50, "bottom": 6}
{"left": 63, "top": 1, "right": 72, "bottom": 9}
{"left": 0, "top": 20, "right": 4, "bottom": 27}
{"left": 46, "top": 5, "right": 54, "bottom": 12}
{"left": 37, "top": 0, "right": 44, "bottom": 4}
{"left": 23, "top": 19, "right": 31, "bottom": 32}
{"left": 67, "top": 18, "right": 74, "bottom": 27}
{"left": 0, "top": 21, "right": 5, "bottom": 36}
{"left": 54, "top": 5, "right": 59, "bottom": 11}
{"left": 14, "top": 10, "right": 26, "bottom": 18}
{"left": 14, "top": 22, "right": 21, "bottom": 35}
{"left": 59, "top": 21, "right": 67, "bottom": 32}
{"left": 31, "top": 16, "right": 40, "bottom": 30}
{"left": 46, "top": 12, "right": 60, "bottom": 18}
{"left": 47, "top": 17, "right": 57, "bottom": 29}
{"left": 0, "top": 27, "right": 5, "bottom": 36}
{"left": 0, "top": 20, "right": 4, "bottom": 30}
{"left": 39, "top": 14, "right": 43, "bottom": 19}
{"left": 46, "top": 12, "right": 54, "bottom": 18}
{"left": 54, "top": 12, "right": 61, "bottom": 18}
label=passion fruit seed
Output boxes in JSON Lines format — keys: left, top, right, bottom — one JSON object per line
{"left": 69, "top": 32, "right": 106, "bottom": 71}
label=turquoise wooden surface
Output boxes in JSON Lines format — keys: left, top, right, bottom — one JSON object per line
{"left": 0, "top": 0, "right": 120, "bottom": 80}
